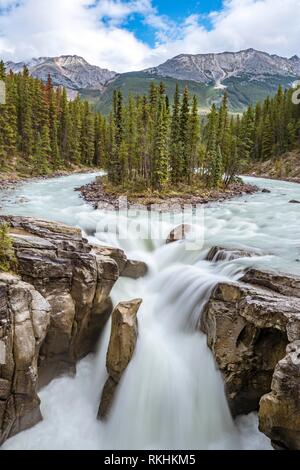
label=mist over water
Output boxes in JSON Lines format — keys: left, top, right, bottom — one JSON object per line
{"left": 1, "top": 173, "right": 299, "bottom": 450}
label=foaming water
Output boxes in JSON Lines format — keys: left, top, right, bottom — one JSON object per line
{"left": 1, "top": 173, "right": 299, "bottom": 450}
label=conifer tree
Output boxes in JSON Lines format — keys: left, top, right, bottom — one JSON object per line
{"left": 80, "top": 101, "right": 95, "bottom": 166}
{"left": 261, "top": 115, "right": 274, "bottom": 160}
{"left": 179, "top": 86, "right": 190, "bottom": 181}
{"left": 152, "top": 99, "right": 169, "bottom": 189}
{"left": 49, "top": 87, "right": 60, "bottom": 167}
{"left": 188, "top": 95, "right": 200, "bottom": 182}
{"left": 126, "top": 94, "right": 137, "bottom": 178}
{"left": 170, "top": 84, "right": 181, "bottom": 184}
{"left": 0, "top": 60, "right": 6, "bottom": 81}
{"left": 137, "top": 95, "right": 150, "bottom": 184}
{"left": 33, "top": 125, "right": 51, "bottom": 173}
{"left": 211, "top": 146, "right": 223, "bottom": 188}
{"left": 1, "top": 64, "right": 298, "bottom": 193}
{"left": 59, "top": 88, "right": 70, "bottom": 162}
{"left": 107, "top": 111, "right": 120, "bottom": 185}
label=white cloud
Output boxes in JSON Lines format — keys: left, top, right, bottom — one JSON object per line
{"left": 0, "top": 0, "right": 154, "bottom": 71}
{"left": 0, "top": 0, "right": 299, "bottom": 72}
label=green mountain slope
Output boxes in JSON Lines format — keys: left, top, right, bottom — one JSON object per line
{"left": 80, "top": 72, "right": 297, "bottom": 115}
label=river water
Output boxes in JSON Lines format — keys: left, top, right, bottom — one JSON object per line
{"left": 1, "top": 173, "right": 300, "bottom": 450}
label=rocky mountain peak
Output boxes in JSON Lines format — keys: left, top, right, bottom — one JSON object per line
{"left": 5, "top": 55, "right": 117, "bottom": 91}
{"left": 144, "top": 49, "right": 300, "bottom": 85}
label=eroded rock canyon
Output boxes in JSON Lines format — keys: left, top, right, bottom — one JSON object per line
{"left": 0, "top": 218, "right": 300, "bottom": 449}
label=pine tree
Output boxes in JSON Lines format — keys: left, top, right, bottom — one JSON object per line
{"left": 218, "top": 92, "right": 229, "bottom": 147}
{"left": 80, "top": 101, "right": 95, "bottom": 166}
{"left": 33, "top": 125, "right": 51, "bottom": 173}
{"left": 94, "top": 114, "right": 103, "bottom": 167}
{"left": 19, "top": 66, "right": 33, "bottom": 157}
{"left": 152, "top": 99, "right": 169, "bottom": 190}
{"left": 211, "top": 146, "right": 223, "bottom": 188}
{"left": 0, "top": 60, "right": 6, "bottom": 81}
{"left": 126, "top": 94, "right": 137, "bottom": 178}
{"left": 107, "top": 111, "right": 120, "bottom": 185}
{"left": 188, "top": 95, "right": 200, "bottom": 183}
{"left": 59, "top": 88, "right": 70, "bottom": 163}
{"left": 239, "top": 106, "right": 255, "bottom": 163}
{"left": 1, "top": 67, "right": 298, "bottom": 193}
{"left": 205, "top": 104, "right": 218, "bottom": 183}
{"left": 137, "top": 95, "right": 150, "bottom": 184}
{"left": 261, "top": 115, "right": 274, "bottom": 160}
{"left": 170, "top": 84, "right": 181, "bottom": 184}
{"left": 110, "top": 91, "right": 125, "bottom": 183}
{"left": 49, "top": 87, "right": 60, "bottom": 167}
{"left": 179, "top": 86, "right": 190, "bottom": 181}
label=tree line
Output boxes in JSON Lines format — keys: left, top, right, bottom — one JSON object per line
{"left": 107, "top": 83, "right": 300, "bottom": 190}
{"left": 0, "top": 60, "right": 104, "bottom": 174}
{"left": 0, "top": 59, "right": 299, "bottom": 188}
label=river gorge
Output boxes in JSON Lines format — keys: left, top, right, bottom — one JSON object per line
{"left": 0, "top": 173, "right": 300, "bottom": 450}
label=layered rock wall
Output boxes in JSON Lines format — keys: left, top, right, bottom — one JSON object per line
{"left": 0, "top": 273, "right": 50, "bottom": 444}
{"left": 201, "top": 249, "right": 300, "bottom": 449}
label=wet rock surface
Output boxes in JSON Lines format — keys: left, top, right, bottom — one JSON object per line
{"left": 0, "top": 215, "right": 148, "bottom": 443}
{"left": 92, "top": 246, "right": 148, "bottom": 280}
{"left": 166, "top": 224, "right": 192, "bottom": 244}
{"left": 206, "top": 246, "right": 263, "bottom": 262}
{"left": 202, "top": 254, "right": 300, "bottom": 449}
{"left": 0, "top": 273, "right": 50, "bottom": 445}
{"left": 259, "top": 341, "right": 300, "bottom": 450}
{"left": 0, "top": 216, "right": 126, "bottom": 443}
{"left": 0, "top": 216, "right": 120, "bottom": 387}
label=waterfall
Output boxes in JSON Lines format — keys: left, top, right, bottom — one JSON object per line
{"left": 2, "top": 172, "right": 300, "bottom": 450}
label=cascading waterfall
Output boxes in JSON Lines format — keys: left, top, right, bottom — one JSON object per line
{"left": 96, "top": 256, "right": 243, "bottom": 451}
{"left": 1, "top": 172, "right": 300, "bottom": 450}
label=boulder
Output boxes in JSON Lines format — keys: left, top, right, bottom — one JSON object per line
{"left": 241, "top": 268, "right": 300, "bottom": 298}
{"left": 259, "top": 341, "right": 300, "bottom": 450}
{"left": 166, "top": 224, "right": 191, "bottom": 244}
{"left": 0, "top": 273, "right": 50, "bottom": 445}
{"left": 92, "top": 245, "right": 127, "bottom": 274}
{"left": 92, "top": 245, "right": 148, "bottom": 280}
{"left": 121, "top": 260, "right": 148, "bottom": 279}
{"left": 0, "top": 216, "right": 120, "bottom": 387}
{"left": 98, "top": 298, "right": 142, "bottom": 419}
{"left": 201, "top": 269, "right": 300, "bottom": 417}
{"left": 206, "top": 246, "right": 262, "bottom": 262}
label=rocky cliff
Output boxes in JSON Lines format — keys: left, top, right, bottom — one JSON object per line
{"left": 6, "top": 55, "right": 117, "bottom": 92}
{"left": 145, "top": 49, "right": 300, "bottom": 85}
{"left": 0, "top": 273, "right": 50, "bottom": 445}
{"left": 98, "top": 299, "right": 142, "bottom": 419}
{"left": 1, "top": 226, "right": 300, "bottom": 449}
{"left": 201, "top": 248, "right": 300, "bottom": 449}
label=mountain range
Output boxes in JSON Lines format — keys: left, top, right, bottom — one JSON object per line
{"left": 5, "top": 49, "right": 300, "bottom": 113}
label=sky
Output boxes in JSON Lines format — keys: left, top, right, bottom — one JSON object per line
{"left": 0, "top": 0, "right": 299, "bottom": 72}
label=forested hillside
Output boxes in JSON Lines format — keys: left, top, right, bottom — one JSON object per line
{"left": 0, "top": 60, "right": 104, "bottom": 177}
{"left": 0, "top": 59, "right": 299, "bottom": 190}
{"left": 105, "top": 83, "right": 300, "bottom": 191}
